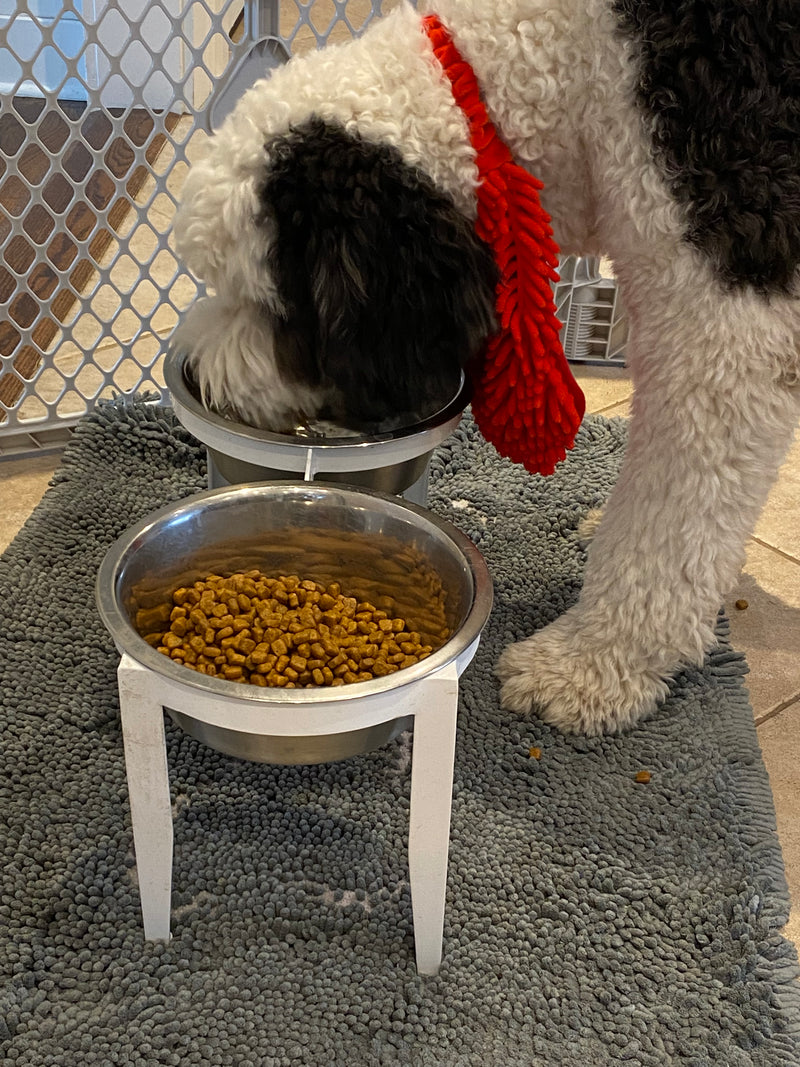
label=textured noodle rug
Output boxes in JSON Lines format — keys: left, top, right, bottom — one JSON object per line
{"left": 2, "top": 399, "right": 799, "bottom": 1066}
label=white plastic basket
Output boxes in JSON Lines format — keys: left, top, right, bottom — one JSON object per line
{"left": 555, "top": 255, "right": 627, "bottom": 365}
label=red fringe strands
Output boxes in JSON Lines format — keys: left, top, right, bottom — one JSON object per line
{"left": 422, "top": 14, "right": 585, "bottom": 475}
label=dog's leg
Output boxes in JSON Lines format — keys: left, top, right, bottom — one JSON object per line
{"left": 498, "top": 257, "right": 800, "bottom": 734}
{"left": 488, "top": 0, "right": 800, "bottom": 734}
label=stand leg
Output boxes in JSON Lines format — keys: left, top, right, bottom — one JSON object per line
{"left": 407, "top": 665, "right": 459, "bottom": 976}
{"left": 206, "top": 448, "right": 228, "bottom": 489}
{"left": 401, "top": 459, "right": 430, "bottom": 507}
{"left": 117, "top": 655, "right": 173, "bottom": 940}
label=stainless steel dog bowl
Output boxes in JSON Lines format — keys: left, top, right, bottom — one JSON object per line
{"left": 96, "top": 483, "right": 493, "bottom": 763}
{"left": 164, "top": 347, "right": 469, "bottom": 502}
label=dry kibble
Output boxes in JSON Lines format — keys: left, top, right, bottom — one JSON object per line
{"left": 529, "top": 746, "right": 542, "bottom": 760}
{"left": 735, "top": 599, "right": 749, "bottom": 610}
{"left": 635, "top": 770, "right": 651, "bottom": 784}
{"left": 135, "top": 603, "right": 172, "bottom": 632}
{"left": 142, "top": 570, "right": 449, "bottom": 690}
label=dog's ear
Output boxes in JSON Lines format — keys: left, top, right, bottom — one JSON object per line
{"left": 259, "top": 117, "right": 497, "bottom": 424}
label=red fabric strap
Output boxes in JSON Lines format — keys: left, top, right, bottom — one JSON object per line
{"left": 422, "top": 14, "right": 585, "bottom": 475}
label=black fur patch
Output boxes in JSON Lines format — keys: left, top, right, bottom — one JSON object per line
{"left": 258, "top": 117, "right": 497, "bottom": 427}
{"left": 614, "top": 0, "right": 800, "bottom": 294}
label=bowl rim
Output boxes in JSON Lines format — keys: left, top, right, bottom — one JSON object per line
{"left": 164, "top": 345, "right": 471, "bottom": 452}
{"left": 95, "top": 482, "right": 493, "bottom": 704}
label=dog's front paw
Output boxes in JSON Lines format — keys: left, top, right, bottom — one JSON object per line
{"left": 496, "top": 616, "right": 670, "bottom": 735}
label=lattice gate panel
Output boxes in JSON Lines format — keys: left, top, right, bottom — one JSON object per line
{"left": 0, "top": 0, "right": 410, "bottom": 457}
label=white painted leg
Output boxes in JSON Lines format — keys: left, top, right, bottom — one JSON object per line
{"left": 117, "top": 654, "right": 173, "bottom": 940}
{"left": 407, "top": 665, "right": 459, "bottom": 976}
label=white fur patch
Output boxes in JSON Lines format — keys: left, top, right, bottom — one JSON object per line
{"left": 173, "top": 3, "right": 478, "bottom": 305}
{"left": 171, "top": 297, "right": 331, "bottom": 429}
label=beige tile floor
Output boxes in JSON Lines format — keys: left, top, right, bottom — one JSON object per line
{"left": 2, "top": 363, "right": 798, "bottom": 955}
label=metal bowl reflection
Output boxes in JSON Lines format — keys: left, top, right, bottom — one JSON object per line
{"left": 96, "top": 483, "right": 492, "bottom": 763}
{"left": 164, "top": 347, "right": 469, "bottom": 501}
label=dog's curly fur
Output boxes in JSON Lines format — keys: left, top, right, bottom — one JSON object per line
{"left": 173, "top": 0, "right": 800, "bottom": 735}
{"left": 260, "top": 116, "right": 497, "bottom": 428}
{"left": 614, "top": 0, "right": 800, "bottom": 293}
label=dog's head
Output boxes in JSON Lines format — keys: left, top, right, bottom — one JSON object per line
{"left": 172, "top": 7, "right": 497, "bottom": 432}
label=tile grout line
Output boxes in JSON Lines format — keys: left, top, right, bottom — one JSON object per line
{"left": 749, "top": 535, "right": 800, "bottom": 568}
{"left": 585, "top": 397, "right": 633, "bottom": 417}
{"left": 755, "top": 693, "right": 800, "bottom": 727}
{"left": 53, "top": 327, "right": 178, "bottom": 368}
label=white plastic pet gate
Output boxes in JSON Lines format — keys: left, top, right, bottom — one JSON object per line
{"left": 0, "top": 0, "right": 624, "bottom": 460}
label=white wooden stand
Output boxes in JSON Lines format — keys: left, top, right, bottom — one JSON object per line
{"left": 116, "top": 642, "right": 478, "bottom": 976}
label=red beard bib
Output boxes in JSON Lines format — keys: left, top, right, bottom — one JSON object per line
{"left": 423, "top": 14, "right": 585, "bottom": 476}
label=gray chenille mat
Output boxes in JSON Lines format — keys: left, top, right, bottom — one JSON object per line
{"left": 2, "top": 398, "right": 799, "bottom": 1067}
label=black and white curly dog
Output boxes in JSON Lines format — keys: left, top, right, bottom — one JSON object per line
{"left": 173, "top": 0, "right": 800, "bottom": 735}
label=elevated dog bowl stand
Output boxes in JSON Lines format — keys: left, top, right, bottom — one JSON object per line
{"left": 117, "top": 645, "right": 478, "bottom": 977}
